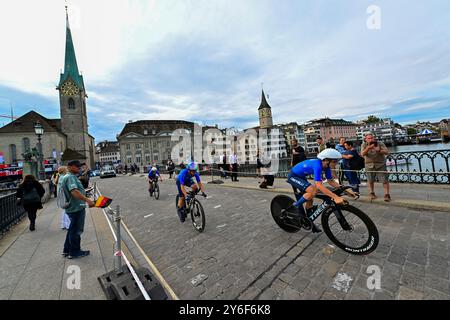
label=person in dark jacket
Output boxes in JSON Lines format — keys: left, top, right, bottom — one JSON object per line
{"left": 291, "top": 138, "right": 307, "bottom": 167}
{"left": 16, "top": 175, "right": 45, "bottom": 231}
{"left": 167, "top": 159, "right": 175, "bottom": 179}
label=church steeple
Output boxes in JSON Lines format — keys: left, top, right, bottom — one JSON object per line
{"left": 58, "top": 6, "right": 84, "bottom": 90}
{"left": 258, "top": 89, "right": 271, "bottom": 110}
{"left": 258, "top": 89, "right": 273, "bottom": 129}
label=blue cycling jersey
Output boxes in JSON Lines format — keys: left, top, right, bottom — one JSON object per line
{"left": 148, "top": 170, "right": 160, "bottom": 178}
{"left": 177, "top": 168, "right": 201, "bottom": 185}
{"left": 290, "top": 159, "right": 332, "bottom": 182}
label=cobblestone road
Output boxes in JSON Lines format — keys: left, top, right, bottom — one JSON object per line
{"left": 95, "top": 175, "right": 450, "bottom": 300}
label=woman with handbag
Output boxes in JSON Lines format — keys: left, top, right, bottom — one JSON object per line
{"left": 16, "top": 175, "right": 45, "bottom": 231}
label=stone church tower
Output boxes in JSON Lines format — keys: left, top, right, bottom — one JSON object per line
{"left": 57, "top": 8, "right": 94, "bottom": 167}
{"left": 258, "top": 89, "right": 273, "bottom": 129}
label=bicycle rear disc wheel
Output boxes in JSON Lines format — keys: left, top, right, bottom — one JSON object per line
{"left": 154, "top": 184, "right": 160, "bottom": 200}
{"left": 190, "top": 199, "right": 205, "bottom": 232}
{"left": 270, "top": 195, "right": 300, "bottom": 233}
{"left": 321, "top": 204, "right": 379, "bottom": 255}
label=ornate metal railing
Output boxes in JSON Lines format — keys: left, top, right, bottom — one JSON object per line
{"left": 359, "top": 149, "right": 450, "bottom": 184}
{"left": 0, "top": 192, "right": 26, "bottom": 235}
{"left": 201, "top": 149, "right": 450, "bottom": 184}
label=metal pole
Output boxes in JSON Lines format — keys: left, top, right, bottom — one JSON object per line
{"left": 37, "top": 136, "right": 44, "bottom": 180}
{"left": 113, "top": 205, "right": 122, "bottom": 273}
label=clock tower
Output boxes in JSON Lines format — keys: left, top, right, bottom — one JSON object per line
{"left": 57, "top": 7, "right": 94, "bottom": 167}
{"left": 258, "top": 89, "right": 273, "bottom": 129}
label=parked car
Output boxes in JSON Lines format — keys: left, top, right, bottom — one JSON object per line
{"left": 90, "top": 169, "right": 101, "bottom": 177}
{"left": 100, "top": 167, "right": 116, "bottom": 179}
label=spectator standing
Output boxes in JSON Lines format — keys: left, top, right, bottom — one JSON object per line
{"left": 56, "top": 166, "right": 71, "bottom": 230}
{"left": 16, "top": 175, "right": 45, "bottom": 231}
{"left": 256, "top": 151, "right": 263, "bottom": 178}
{"left": 361, "top": 133, "right": 391, "bottom": 202}
{"left": 316, "top": 136, "right": 326, "bottom": 153}
{"left": 341, "top": 141, "right": 361, "bottom": 193}
{"left": 229, "top": 152, "right": 239, "bottom": 182}
{"left": 167, "top": 159, "right": 175, "bottom": 179}
{"left": 78, "top": 163, "right": 90, "bottom": 189}
{"left": 124, "top": 164, "right": 128, "bottom": 174}
{"left": 335, "top": 137, "right": 346, "bottom": 183}
{"left": 61, "top": 160, "right": 95, "bottom": 259}
{"left": 291, "top": 138, "right": 306, "bottom": 167}
{"left": 219, "top": 152, "right": 228, "bottom": 179}
{"left": 51, "top": 170, "right": 58, "bottom": 198}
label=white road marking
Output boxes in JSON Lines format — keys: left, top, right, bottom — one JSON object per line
{"left": 214, "top": 205, "right": 222, "bottom": 209}
{"left": 190, "top": 274, "right": 208, "bottom": 286}
{"left": 332, "top": 273, "right": 353, "bottom": 293}
{"left": 217, "top": 224, "right": 227, "bottom": 228}
{"left": 144, "top": 214, "right": 154, "bottom": 218}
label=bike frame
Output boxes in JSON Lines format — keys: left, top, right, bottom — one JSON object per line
{"left": 292, "top": 188, "right": 352, "bottom": 231}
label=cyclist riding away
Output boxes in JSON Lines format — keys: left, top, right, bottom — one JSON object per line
{"left": 176, "top": 161, "right": 206, "bottom": 223}
{"left": 148, "top": 167, "right": 162, "bottom": 196}
{"left": 287, "top": 148, "right": 357, "bottom": 219}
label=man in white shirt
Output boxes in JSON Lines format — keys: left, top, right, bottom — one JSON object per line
{"left": 229, "top": 153, "right": 239, "bottom": 182}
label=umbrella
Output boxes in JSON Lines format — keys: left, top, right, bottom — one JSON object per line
{"left": 420, "top": 129, "right": 433, "bottom": 135}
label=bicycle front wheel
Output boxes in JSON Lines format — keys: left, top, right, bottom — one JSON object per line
{"left": 154, "top": 184, "right": 160, "bottom": 200}
{"left": 190, "top": 199, "right": 205, "bottom": 232}
{"left": 321, "top": 204, "right": 379, "bottom": 255}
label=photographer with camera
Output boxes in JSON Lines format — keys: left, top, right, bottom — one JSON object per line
{"left": 361, "top": 133, "right": 391, "bottom": 202}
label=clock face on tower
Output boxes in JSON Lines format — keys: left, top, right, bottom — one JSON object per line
{"left": 60, "top": 80, "right": 79, "bottom": 96}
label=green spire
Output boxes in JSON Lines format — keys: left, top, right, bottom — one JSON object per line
{"left": 58, "top": 7, "right": 84, "bottom": 90}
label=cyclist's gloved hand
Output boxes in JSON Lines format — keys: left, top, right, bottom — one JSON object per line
{"left": 201, "top": 192, "right": 207, "bottom": 198}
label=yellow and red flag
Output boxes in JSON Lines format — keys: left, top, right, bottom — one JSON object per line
{"left": 95, "top": 195, "right": 113, "bottom": 208}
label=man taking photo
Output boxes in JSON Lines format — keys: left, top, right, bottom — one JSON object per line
{"left": 62, "top": 160, "right": 95, "bottom": 259}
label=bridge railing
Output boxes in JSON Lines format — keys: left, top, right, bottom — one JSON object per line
{"left": 0, "top": 191, "right": 26, "bottom": 235}
{"left": 198, "top": 149, "right": 450, "bottom": 184}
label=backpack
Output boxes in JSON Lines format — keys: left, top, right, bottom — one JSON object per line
{"left": 350, "top": 152, "right": 365, "bottom": 171}
{"left": 22, "top": 186, "right": 41, "bottom": 206}
{"left": 57, "top": 179, "right": 70, "bottom": 209}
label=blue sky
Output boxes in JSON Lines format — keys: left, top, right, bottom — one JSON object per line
{"left": 0, "top": 0, "right": 449, "bottom": 141}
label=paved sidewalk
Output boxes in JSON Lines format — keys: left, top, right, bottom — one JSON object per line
{"left": 207, "top": 176, "right": 450, "bottom": 212}
{"left": 0, "top": 199, "right": 116, "bottom": 300}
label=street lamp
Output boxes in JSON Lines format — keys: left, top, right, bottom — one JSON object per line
{"left": 34, "top": 121, "right": 44, "bottom": 180}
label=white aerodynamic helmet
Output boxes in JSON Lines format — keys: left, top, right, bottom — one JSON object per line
{"left": 317, "top": 148, "right": 342, "bottom": 160}
{"left": 151, "top": 167, "right": 157, "bottom": 171}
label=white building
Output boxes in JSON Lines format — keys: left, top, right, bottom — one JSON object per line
{"left": 356, "top": 118, "right": 396, "bottom": 144}
{"left": 97, "top": 141, "right": 121, "bottom": 165}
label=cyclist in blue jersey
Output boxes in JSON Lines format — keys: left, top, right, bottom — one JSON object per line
{"left": 176, "top": 162, "right": 206, "bottom": 222}
{"left": 148, "top": 167, "right": 162, "bottom": 196}
{"left": 287, "top": 149, "right": 357, "bottom": 217}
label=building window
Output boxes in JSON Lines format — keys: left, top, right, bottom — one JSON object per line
{"left": 126, "top": 144, "right": 130, "bottom": 150}
{"left": 167, "top": 141, "right": 170, "bottom": 147}
{"left": 136, "top": 155, "right": 141, "bottom": 164}
{"left": 145, "top": 154, "right": 151, "bottom": 162}
{"left": 9, "top": 144, "right": 17, "bottom": 163}
{"left": 68, "top": 98, "right": 75, "bottom": 110}
{"left": 135, "top": 143, "right": 141, "bottom": 150}
{"left": 145, "top": 142, "right": 149, "bottom": 149}
{"left": 22, "top": 137, "right": 30, "bottom": 154}
{"left": 153, "top": 142, "right": 156, "bottom": 148}
{"left": 154, "top": 155, "right": 158, "bottom": 161}
{"left": 127, "top": 156, "right": 132, "bottom": 164}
